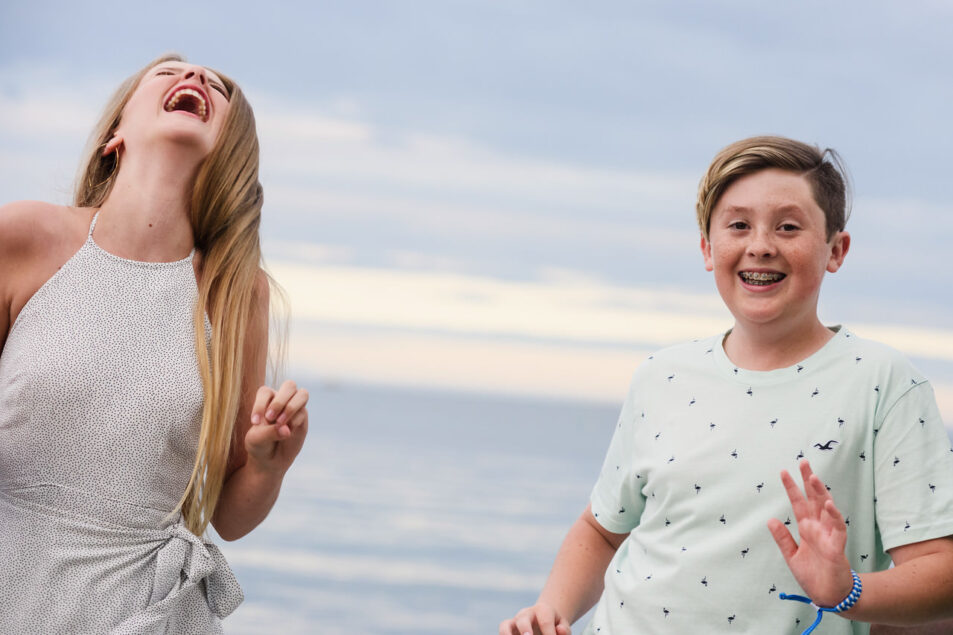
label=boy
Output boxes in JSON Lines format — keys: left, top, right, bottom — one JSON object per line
{"left": 500, "top": 136, "right": 953, "bottom": 634}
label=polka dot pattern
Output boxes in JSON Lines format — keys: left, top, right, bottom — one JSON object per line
{"left": 0, "top": 213, "right": 242, "bottom": 633}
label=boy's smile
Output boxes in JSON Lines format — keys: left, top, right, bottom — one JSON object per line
{"left": 701, "top": 168, "right": 850, "bottom": 343}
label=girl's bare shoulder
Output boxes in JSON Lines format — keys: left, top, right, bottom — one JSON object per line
{"left": 0, "top": 202, "right": 94, "bottom": 307}
{"left": 0, "top": 201, "right": 93, "bottom": 253}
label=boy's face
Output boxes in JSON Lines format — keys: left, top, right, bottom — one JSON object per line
{"left": 700, "top": 168, "right": 850, "bottom": 334}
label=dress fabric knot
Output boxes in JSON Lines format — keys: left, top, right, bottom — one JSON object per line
{"left": 111, "top": 519, "right": 244, "bottom": 634}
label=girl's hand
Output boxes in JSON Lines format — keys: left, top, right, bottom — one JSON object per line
{"left": 768, "top": 459, "right": 854, "bottom": 608}
{"left": 244, "top": 379, "right": 309, "bottom": 474}
{"left": 499, "top": 602, "right": 571, "bottom": 635}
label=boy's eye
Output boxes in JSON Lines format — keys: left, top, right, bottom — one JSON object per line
{"left": 779, "top": 223, "right": 800, "bottom": 232}
{"left": 728, "top": 221, "right": 748, "bottom": 230}
{"left": 155, "top": 70, "right": 174, "bottom": 76}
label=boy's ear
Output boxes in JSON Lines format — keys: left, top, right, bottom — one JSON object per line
{"left": 701, "top": 234, "right": 714, "bottom": 272}
{"left": 826, "top": 231, "right": 851, "bottom": 273}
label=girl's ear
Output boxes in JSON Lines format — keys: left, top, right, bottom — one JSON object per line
{"left": 102, "top": 135, "right": 123, "bottom": 157}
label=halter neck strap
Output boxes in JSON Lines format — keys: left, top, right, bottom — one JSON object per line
{"left": 85, "top": 210, "right": 196, "bottom": 262}
{"left": 88, "top": 211, "right": 100, "bottom": 238}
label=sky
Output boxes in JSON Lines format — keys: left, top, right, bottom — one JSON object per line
{"left": 1, "top": 1, "right": 951, "bottom": 423}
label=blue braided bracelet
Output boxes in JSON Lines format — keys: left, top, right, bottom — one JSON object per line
{"left": 779, "top": 570, "right": 862, "bottom": 635}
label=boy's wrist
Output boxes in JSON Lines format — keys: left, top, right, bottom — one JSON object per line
{"left": 816, "top": 566, "right": 857, "bottom": 609}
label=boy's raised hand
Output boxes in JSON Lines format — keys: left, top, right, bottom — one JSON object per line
{"left": 499, "top": 602, "right": 571, "bottom": 635}
{"left": 768, "top": 459, "right": 855, "bottom": 608}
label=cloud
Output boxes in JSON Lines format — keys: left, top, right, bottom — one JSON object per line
{"left": 270, "top": 260, "right": 953, "bottom": 360}
{"left": 285, "top": 325, "right": 645, "bottom": 404}
{"left": 252, "top": 95, "right": 699, "bottom": 220}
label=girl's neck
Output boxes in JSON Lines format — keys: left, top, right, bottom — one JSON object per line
{"left": 723, "top": 318, "right": 835, "bottom": 371}
{"left": 93, "top": 150, "right": 199, "bottom": 262}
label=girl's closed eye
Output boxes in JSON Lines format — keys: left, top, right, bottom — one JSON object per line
{"left": 210, "top": 82, "right": 229, "bottom": 99}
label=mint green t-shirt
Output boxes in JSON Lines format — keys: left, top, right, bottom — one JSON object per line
{"left": 585, "top": 327, "right": 953, "bottom": 635}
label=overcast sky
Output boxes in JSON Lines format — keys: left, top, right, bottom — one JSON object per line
{"left": 2, "top": 1, "right": 951, "bottom": 419}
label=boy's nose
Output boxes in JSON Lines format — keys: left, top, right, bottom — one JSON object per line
{"left": 746, "top": 231, "right": 777, "bottom": 258}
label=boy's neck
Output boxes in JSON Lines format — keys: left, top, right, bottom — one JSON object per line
{"left": 723, "top": 319, "right": 837, "bottom": 371}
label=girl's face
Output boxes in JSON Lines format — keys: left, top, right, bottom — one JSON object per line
{"left": 114, "top": 61, "right": 231, "bottom": 160}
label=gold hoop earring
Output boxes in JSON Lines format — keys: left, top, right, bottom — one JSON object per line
{"left": 87, "top": 145, "right": 121, "bottom": 193}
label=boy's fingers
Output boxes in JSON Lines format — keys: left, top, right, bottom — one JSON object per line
{"left": 800, "top": 460, "right": 829, "bottom": 506}
{"left": 807, "top": 475, "right": 831, "bottom": 518}
{"left": 799, "top": 458, "right": 814, "bottom": 481}
{"left": 536, "top": 612, "right": 558, "bottom": 634}
{"left": 808, "top": 474, "right": 832, "bottom": 500}
{"left": 822, "top": 499, "right": 846, "bottom": 530}
{"left": 779, "top": 469, "right": 808, "bottom": 518}
{"left": 513, "top": 614, "right": 535, "bottom": 635}
{"left": 767, "top": 518, "right": 798, "bottom": 562}
{"left": 250, "top": 386, "right": 276, "bottom": 425}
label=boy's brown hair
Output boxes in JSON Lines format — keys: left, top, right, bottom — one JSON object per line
{"left": 696, "top": 135, "right": 850, "bottom": 240}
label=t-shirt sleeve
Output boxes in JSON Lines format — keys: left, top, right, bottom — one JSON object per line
{"left": 873, "top": 380, "right": 953, "bottom": 552}
{"left": 589, "top": 372, "right": 646, "bottom": 535}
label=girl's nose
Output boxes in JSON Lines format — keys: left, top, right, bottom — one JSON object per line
{"left": 183, "top": 68, "right": 207, "bottom": 85}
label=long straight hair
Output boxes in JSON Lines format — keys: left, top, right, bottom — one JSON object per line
{"left": 74, "top": 54, "right": 282, "bottom": 536}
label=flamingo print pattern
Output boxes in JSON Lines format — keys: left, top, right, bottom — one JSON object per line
{"left": 581, "top": 327, "right": 953, "bottom": 635}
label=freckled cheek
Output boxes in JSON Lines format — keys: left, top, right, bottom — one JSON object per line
{"left": 709, "top": 243, "right": 743, "bottom": 274}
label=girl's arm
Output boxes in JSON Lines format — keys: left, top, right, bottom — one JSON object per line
{"left": 0, "top": 201, "right": 65, "bottom": 352}
{"left": 769, "top": 460, "right": 953, "bottom": 626}
{"left": 211, "top": 274, "right": 309, "bottom": 540}
{"left": 0, "top": 206, "right": 13, "bottom": 351}
{"left": 499, "top": 504, "right": 628, "bottom": 635}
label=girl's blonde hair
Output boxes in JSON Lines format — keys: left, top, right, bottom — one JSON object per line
{"left": 75, "top": 53, "right": 282, "bottom": 536}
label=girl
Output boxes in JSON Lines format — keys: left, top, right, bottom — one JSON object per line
{"left": 0, "top": 54, "right": 308, "bottom": 633}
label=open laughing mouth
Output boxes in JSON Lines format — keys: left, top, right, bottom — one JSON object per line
{"left": 163, "top": 87, "right": 208, "bottom": 122}
{"left": 739, "top": 271, "right": 786, "bottom": 286}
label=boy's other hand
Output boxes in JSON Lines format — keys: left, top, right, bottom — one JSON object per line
{"left": 499, "top": 602, "right": 571, "bottom": 635}
{"left": 768, "top": 459, "right": 855, "bottom": 608}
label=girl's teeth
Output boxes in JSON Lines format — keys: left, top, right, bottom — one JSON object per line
{"left": 163, "top": 88, "right": 208, "bottom": 120}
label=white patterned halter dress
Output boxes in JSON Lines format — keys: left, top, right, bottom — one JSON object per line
{"left": 0, "top": 212, "right": 242, "bottom": 633}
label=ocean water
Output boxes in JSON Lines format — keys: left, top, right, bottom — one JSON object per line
{"left": 215, "top": 381, "right": 953, "bottom": 634}
{"left": 215, "top": 383, "right": 619, "bottom": 635}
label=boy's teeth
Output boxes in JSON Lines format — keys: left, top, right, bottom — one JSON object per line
{"left": 740, "top": 271, "right": 785, "bottom": 285}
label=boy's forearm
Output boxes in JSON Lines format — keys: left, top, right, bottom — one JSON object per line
{"left": 847, "top": 546, "right": 953, "bottom": 625}
{"left": 539, "top": 507, "right": 625, "bottom": 625}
